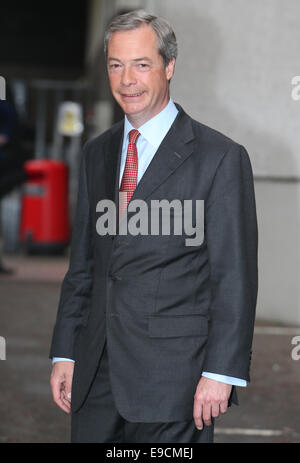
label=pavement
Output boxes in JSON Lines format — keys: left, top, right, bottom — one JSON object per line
{"left": 0, "top": 251, "right": 300, "bottom": 443}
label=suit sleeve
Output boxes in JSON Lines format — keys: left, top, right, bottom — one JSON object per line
{"left": 49, "top": 141, "right": 93, "bottom": 360}
{"left": 202, "top": 143, "right": 258, "bottom": 381}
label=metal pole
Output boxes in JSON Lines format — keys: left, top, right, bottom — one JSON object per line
{"left": 34, "top": 88, "right": 47, "bottom": 159}
{"left": 51, "top": 88, "right": 64, "bottom": 160}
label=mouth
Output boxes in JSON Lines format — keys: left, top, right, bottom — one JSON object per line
{"left": 120, "top": 91, "right": 145, "bottom": 99}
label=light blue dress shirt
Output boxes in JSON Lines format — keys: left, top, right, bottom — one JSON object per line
{"left": 53, "top": 98, "right": 246, "bottom": 388}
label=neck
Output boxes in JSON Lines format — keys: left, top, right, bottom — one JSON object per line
{"left": 126, "top": 95, "right": 170, "bottom": 129}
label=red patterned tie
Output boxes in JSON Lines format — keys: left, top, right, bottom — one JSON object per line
{"left": 119, "top": 129, "right": 140, "bottom": 221}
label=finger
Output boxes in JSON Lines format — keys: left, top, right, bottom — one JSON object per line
{"left": 220, "top": 399, "right": 228, "bottom": 414}
{"left": 59, "top": 387, "right": 71, "bottom": 413}
{"left": 61, "top": 392, "right": 71, "bottom": 412}
{"left": 55, "top": 391, "right": 71, "bottom": 413}
{"left": 65, "top": 392, "right": 72, "bottom": 403}
{"left": 58, "top": 399, "right": 71, "bottom": 414}
{"left": 61, "top": 386, "right": 71, "bottom": 404}
{"left": 64, "top": 379, "right": 72, "bottom": 404}
{"left": 202, "top": 402, "right": 212, "bottom": 426}
{"left": 193, "top": 398, "right": 203, "bottom": 430}
{"left": 51, "top": 379, "right": 70, "bottom": 414}
{"left": 50, "top": 376, "right": 62, "bottom": 404}
{"left": 61, "top": 389, "right": 71, "bottom": 405}
{"left": 211, "top": 401, "right": 221, "bottom": 419}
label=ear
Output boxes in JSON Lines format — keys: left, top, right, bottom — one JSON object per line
{"left": 165, "top": 58, "right": 176, "bottom": 81}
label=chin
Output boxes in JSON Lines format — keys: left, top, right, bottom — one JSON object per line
{"left": 123, "top": 103, "right": 147, "bottom": 116}
{"left": 116, "top": 94, "right": 148, "bottom": 112}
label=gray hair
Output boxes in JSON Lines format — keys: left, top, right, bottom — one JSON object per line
{"left": 104, "top": 9, "right": 178, "bottom": 67}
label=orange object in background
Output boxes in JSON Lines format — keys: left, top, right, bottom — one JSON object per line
{"left": 19, "top": 160, "right": 71, "bottom": 254}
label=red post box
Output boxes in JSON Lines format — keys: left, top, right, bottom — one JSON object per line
{"left": 19, "top": 160, "right": 71, "bottom": 254}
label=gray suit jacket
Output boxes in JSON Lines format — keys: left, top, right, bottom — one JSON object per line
{"left": 49, "top": 104, "right": 258, "bottom": 422}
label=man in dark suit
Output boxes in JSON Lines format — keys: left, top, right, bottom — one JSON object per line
{"left": 49, "top": 10, "right": 258, "bottom": 443}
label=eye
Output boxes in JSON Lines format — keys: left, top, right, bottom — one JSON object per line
{"left": 137, "top": 63, "right": 150, "bottom": 70}
{"left": 109, "top": 63, "right": 121, "bottom": 70}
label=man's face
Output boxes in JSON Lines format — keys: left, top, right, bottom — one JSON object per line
{"left": 107, "top": 24, "right": 175, "bottom": 127}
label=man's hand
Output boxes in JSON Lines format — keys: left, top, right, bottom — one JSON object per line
{"left": 193, "top": 377, "right": 232, "bottom": 430}
{"left": 50, "top": 361, "right": 74, "bottom": 414}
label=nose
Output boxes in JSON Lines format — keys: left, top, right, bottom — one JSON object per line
{"left": 120, "top": 65, "right": 137, "bottom": 86}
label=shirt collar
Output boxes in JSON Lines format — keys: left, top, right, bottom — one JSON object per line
{"left": 123, "top": 98, "right": 179, "bottom": 150}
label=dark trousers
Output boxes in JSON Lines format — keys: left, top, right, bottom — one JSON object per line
{"left": 71, "top": 341, "right": 214, "bottom": 443}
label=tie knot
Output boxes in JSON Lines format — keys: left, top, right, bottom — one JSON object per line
{"left": 128, "top": 129, "right": 140, "bottom": 145}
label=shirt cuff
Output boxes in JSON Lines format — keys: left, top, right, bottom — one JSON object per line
{"left": 52, "top": 357, "right": 75, "bottom": 365}
{"left": 202, "top": 371, "right": 247, "bottom": 387}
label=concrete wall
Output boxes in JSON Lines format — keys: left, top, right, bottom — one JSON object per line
{"left": 255, "top": 180, "right": 300, "bottom": 325}
{"left": 145, "top": 0, "right": 300, "bottom": 177}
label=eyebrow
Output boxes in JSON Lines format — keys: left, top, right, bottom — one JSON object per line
{"left": 108, "top": 57, "right": 153, "bottom": 63}
{"left": 132, "top": 57, "right": 152, "bottom": 63}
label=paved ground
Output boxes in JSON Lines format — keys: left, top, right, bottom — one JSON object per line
{"left": 0, "top": 252, "right": 300, "bottom": 443}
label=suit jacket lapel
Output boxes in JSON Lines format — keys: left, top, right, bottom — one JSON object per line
{"left": 128, "top": 104, "right": 195, "bottom": 203}
{"left": 104, "top": 104, "right": 196, "bottom": 223}
{"left": 104, "top": 121, "right": 124, "bottom": 205}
